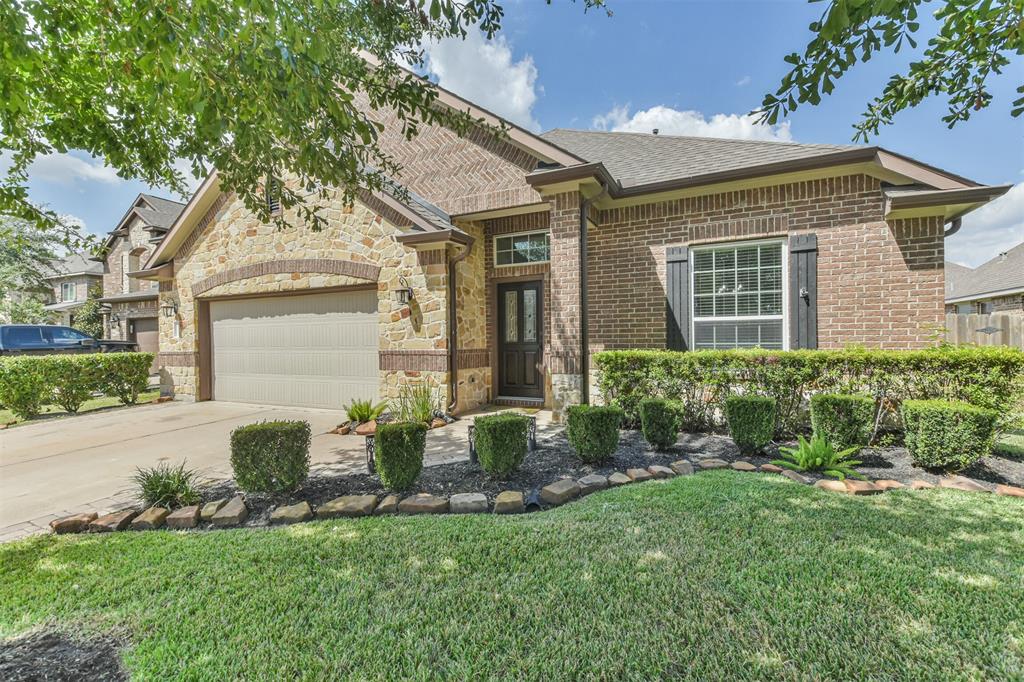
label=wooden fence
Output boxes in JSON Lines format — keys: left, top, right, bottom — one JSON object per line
{"left": 945, "top": 313, "right": 1024, "bottom": 349}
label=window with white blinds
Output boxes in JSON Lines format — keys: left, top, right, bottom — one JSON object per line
{"left": 691, "top": 240, "right": 785, "bottom": 350}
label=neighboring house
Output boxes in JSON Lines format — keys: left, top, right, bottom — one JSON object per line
{"left": 41, "top": 253, "right": 104, "bottom": 326}
{"left": 95, "top": 193, "right": 185, "bottom": 362}
{"left": 945, "top": 242, "right": 1024, "bottom": 314}
{"left": 134, "top": 82, "right": 1009, "bottom": 419}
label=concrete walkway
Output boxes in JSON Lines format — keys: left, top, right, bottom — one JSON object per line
{"left": 0, "top": 400, "right": 556, "bottom": 542}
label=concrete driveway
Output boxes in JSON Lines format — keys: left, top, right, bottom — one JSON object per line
{"left": 0, "top": 400, "right": 554, "bottom": 542}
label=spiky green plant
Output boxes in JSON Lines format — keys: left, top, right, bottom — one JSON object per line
{"left": 132, "top": 461, "right": 201, "bottom": 509}
{"left": 773, "top": 433, "right": 866, "bottom": 481}
{"left": 345, "top": 398, "right": 388, "bottom": 424}
{"left": 394, "top": 384, "right": 437, "bottom": 425}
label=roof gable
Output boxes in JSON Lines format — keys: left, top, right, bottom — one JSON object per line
{"left": 946, "top": 242, "right": 1024, "bottom": 302}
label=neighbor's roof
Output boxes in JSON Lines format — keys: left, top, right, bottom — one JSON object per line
{"left": 44, "top": 252, "right": 104, "bottom": 280}
{"left": 43, "top": 300, "right": 83, "bottom": 311}
{"left": 945, "top": 242, "right": 1024, "bottom": 303}
{"left": 99, "top": 193, "right": 187, "bottom": 255}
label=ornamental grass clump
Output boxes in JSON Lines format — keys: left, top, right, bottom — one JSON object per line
{"left": 810, "top": 393, "right": 875, "bottom": 452}
{"left": 567, "top": 405, "right": 624, "bottom": 463}
{"left": 375, "top": 421, "right": 427, "bottom": 491}
{"left": 394, "top": 384, "right": 437, "bottom": 425}
{"left": 230, "top": 420, "right": 312, "bottom": 493}
{"left": 639, "top": 398, "right": 681, "bottom": 451}
{"left": 901, "top": 399, "right": 998, "bottom": 471}
{"left": 773, "top": 433, "right": 865, "bottom": 480}
{"left": 345, "top": 397, "right": 388, "bottom": 424}
{"left": 474, "top": 412, "right": 529, "bottom": 478}
{"left": 724, "top": 395, "right": 776, "bottom": 455}
{"left": 133, "top": 461, "right": 201, "bottom": 509}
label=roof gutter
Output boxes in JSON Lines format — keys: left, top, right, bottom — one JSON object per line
{"left": 395, "top": 228, "right": 473, "bottom": 246}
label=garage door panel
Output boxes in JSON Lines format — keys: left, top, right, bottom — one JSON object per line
{"left": 210, "top": 290, "right": 379, "bottom": 409}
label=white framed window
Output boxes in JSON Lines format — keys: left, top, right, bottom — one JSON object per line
{"left": 494, "top": 230, "right": 550, "bottom": 267}
{"left": 61, "top": 282, "right": 76, "bottom": 302}
{"left": 690, "top": 239, "right": 787, "bottom": 350}
{"left": 266, "top": 178, "right": 281, "bottom": 215}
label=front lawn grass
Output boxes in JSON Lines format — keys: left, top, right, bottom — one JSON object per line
{"left": 0, "top": 389, "right": 160, "bottom": 427}
{"left": 996, "top": 428, "right": 1024, "bottom": 459}
{"left": 2, "top": 473, "right": 1022, "bottom": 680}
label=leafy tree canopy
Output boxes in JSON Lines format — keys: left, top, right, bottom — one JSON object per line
{"left": 73, "top": 285, "right": 106, "bottom": 339}
{"left": 1, "top": 0, "right": 604, "bottom": 239}
{"left": 758, "top": 0, "right": 1024, "bottom": 141}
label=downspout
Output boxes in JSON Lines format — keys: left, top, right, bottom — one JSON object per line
{"left": 579, "top": 185, "right": 608, "bottom": 405}
{"left": 944, "top": 217, "right": 962, "bottom": 238}
{"left": 447, "top": 238, "right": 474, "bottom": 413}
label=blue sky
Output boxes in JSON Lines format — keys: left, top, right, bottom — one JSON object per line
{"left": 21, "top": 0, "right": 1023, "bottom": 266}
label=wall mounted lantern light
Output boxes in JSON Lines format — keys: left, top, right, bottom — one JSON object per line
{"left": 160, "top": 301, "right": 178, "bottom": 318}
{"left": 110, "top": 313, "right": 121, "bottom": 324}
{"left": 394, "top": 276, "right": 414, "bottom": 306}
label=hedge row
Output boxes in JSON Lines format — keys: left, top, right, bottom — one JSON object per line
{"left": 593, "top": 347, "right": 1024, "bottom": 437}
{"left": 0, "top": 353, "right": 154, "bottom": 419}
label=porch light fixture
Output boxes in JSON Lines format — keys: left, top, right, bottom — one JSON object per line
{"left": 110, "top": 313, "right": 121, "bottom": 324}
{"left": 160, "top": 301, "right": 178, "bottom": 318}
{"left": 394, "top": 276, "right": 414, "bottom": 306}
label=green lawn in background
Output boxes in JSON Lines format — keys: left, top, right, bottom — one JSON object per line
{"left": 0, "top": 390, "right": 160, "bottom": 427}
{"left": 996, "top": 429, "right": 1024, "bottom": 459}
{"left": 1, "top": 472, "right": 1021, "bottom": 680}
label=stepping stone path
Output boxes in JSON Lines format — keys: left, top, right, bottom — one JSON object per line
{"left": 875, "top": 480, "right": 905, "bottom": 491}
{"left": 698, "top": 459, "right": 729, "bottom": 470}
{"left": 731, "top": 461, "right": 757, "bottom": 472}
{"left": 780, "top": 469, "right": 810, "bottom": 485}
{"left": 494, "top": 490, "right": 525, "bottom": 514}
{"left": 647, "top": 465, "right": 675, "bottom": 479}
{"left": 540, "top": 479, "right": 581, "bottom": 506}
{"left": 166, "top": 505, "right": 201, "bottom": 529}
{"left": 132, "top": 507, "right": 169, "bottom": 531}
{"left": 996, "top": 484, "right": 1024, "bottom": 498}
{"left": 760, "top": 463, "right": 783, "bottom": 473}
{"left": 270, "top": 501, "right": 313, "bottom": 525}
{"left": 374, "top": 495, "right": 400, "bottom": 514}
{"left": 211, "top": 496, "right": 248, "bottom": 527}
{"left": 814, "top": 479, "right": 847, "bottom": 494}
{"left": 398, "top": 494, "right": 448, "bottom": 514}
{"left": 50, "top": 512, "right": 97, "bottom": 535}
{"left": 89, "top": 509, "right": 137, "bottom": 533}
{"left": 607, "top": 472, "right": 631, "bottom": 487}
{"left": 578, "top": 474, "right": 608, "bottom": 496}
{"left": 910, "top": 480, "right": 935, "bottom": 489}
{"left": 670, "top": 461, "right": 693, "bottom": 476}
{"left": 939, "top": 476, "right": 988, "bottom": 493}
{"left": 200, "top": 499, "right": 227, "bottom": 522}
{"left": 844, "top": 480, "right": 883, "bottom": 496}
{"left": 318, "top": 495, "right": 378, "bottom": 518}
{"left": 626, "top": 468, "right": 653, "bottom": 482}
{"left": 450, "top": 493, "right": 488, "bottom": 514}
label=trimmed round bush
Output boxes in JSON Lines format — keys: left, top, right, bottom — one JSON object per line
{"left": 639, "top": 398, "right": 681, "bottom": 451}
{"left": 0, "top": 356, "right": 52, "bottom": 419}
{"left": 375, "top": 421, "right": 427, "bottom": 491}
{"left": 475, "top": 412, "right": 529, "bottom": 478}
{"left": 230, "top": 420, "right": 312, "bottom": 493}
{"left": 567, "top": 404, "right": 623, "bottom": 463}
{"left": 901, "top": 399, "right": 997, "bottom": 471}
{"left": 810, "top": 393, "right": 875, "bottom": 452}
{"left": 724, "top": 395, "right": 776, "bottom": 455}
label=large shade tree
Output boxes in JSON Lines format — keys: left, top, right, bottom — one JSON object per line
{"left": 759, "top": 0, "right": 1024, "bottom": 140}
{"left": 1, "top": 0, "right": 605, "bottom": 238}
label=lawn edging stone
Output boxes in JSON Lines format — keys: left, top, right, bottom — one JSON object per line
{"left": 374, "top": 495, "right": 400, "bottom": 514}
{"left": 211, "top": 496, "right": 248, "bottom": 527}
{"left": 131, "top": 507, "right": 169, "bottom": 531}
{"left": 626, "top": 468, "right": 654, "bottom": 483}
{"left": 270, "top": 501, "right": 313, "bottom": 525}
{"left": 540, "top": 479, "right": 581, "bottom": 506}
{"left": 494, "top": 490, "right": 525, "bottom": 514}
{"left": 450, "top": 493, "right": 488, "bottom": 514}
{"left": 670, "top": 461, "right": 694, "bottom": 476}
{"left": 200, "top": 499, "right": 228, "bottom": 522}
{"left": 578, "top": 475, "right": 608, "bottom": 496}
{"left": 50, "top": 512, "right": 98, "bottom": 535}
{"left": 647, "top": 465, "right": 675, "bottom": 479}
{"left": 608, "top": 472, "right": 631, "bottom": 486}
{"left": 89, "top": 509, "right": 137, "bottom": 533}
{"left": 939, "top": 476, "right": 989, "bottom": 493}
{"left": 398, "top": 493, "right": 448, "bottom": 514}
{"left": 996, "top": 484, "right": 1024, "bottom": 498}
{"left": 317, "top": 495, "right": 378, "bottom": 518}
{"left": 166, "top": 505, "right": 201, "bottom": 529}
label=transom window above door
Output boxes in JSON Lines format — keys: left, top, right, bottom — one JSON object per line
{"left": 494, "top": 231, "right": 550, "bottom": 266}
{"left": 691, "top": 240, "right": 785, "bottom": 350}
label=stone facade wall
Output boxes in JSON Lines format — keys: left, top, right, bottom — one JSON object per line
{"left": 159, "top": 188, "right": 452, "bottom": 406}
{"left": 453, "top": 221, "right": 490, "bottom": 411}
{"left": 104, "top": 215, "right": 160, "bottom": 341}
{"left": 588, "top": 174, "right": 945, "bottom": 352}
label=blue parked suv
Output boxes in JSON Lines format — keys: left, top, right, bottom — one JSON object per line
{"left": 0, "top": 325, "right": 136, "bottom": 355}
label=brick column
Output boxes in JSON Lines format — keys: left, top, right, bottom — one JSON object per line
{"left": 547, "top": 191, "right": 583, "bottom": 421}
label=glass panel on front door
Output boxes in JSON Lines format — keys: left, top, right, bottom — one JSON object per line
{"left": 523, "top": 289, "right": 537, "bottom": 342}
{"left": 504, "top": 291, "right": 518, "bottom": 342}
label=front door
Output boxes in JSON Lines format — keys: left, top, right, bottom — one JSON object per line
{"left": 497, "top": 281, "right": 543, "bottom": 399}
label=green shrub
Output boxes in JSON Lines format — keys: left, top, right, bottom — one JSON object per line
{"left": 566, "top": 405, "right": 623, "bottom": 463}
{"left": 375, "top": 421, "right": 427, "bottom": 491}
{"left": 773, "top": 433, "right": 864, "bottom": 480}
{"left": 810, "top": 393, "right": 875, "bottom": 452}
{"left": 230, "top": 420, "right": 312, "bottom": 493}
{"left": 639, "top": 398, "right": 681, "bottom": 450}
{"left": 345, "top": 397, "right": 388, "bottom": 424}
{"left": 132, "top": 461, "right": 201, "bottom": 509}
{"left": 724, "top": 395, "right": 776, "bottom": 455}
{"left": 474, "top": 413, "right": 529, "bottom": 478}
{"left": 394, "top": 384, "right": 437, "bottom": 424}
{"left": 594, "top": 347, "right": 1024, "bottom": 436}
{"left": 0, "top": 356, "right": 53, "bottom": 419}
{"left": 902, "top": 399, "right": 998, "bottom": 471}
{"left": 96, "top": 352, "right": 153, "bottom": 404}
{"left": 47, "top": 355, "right": 103, "bottom": 413}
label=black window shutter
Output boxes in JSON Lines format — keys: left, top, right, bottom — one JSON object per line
{"left": 666, "top": 246, "right": 689, "bottom": 351}
{"left": 789, "top": 233, "right": 818, "bottom": 349}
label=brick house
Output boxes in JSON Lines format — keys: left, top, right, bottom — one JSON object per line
{"left": 134, "top": 82, "right": 1009, "bottom": 419}
{"left": 95, "top": 194, "right": 185, "bottom": 363}
{"left": 41, "top": 253, "right": 104, "bottom": 326}
{"left": 945, "top": 242, "right": 1024, "bottom": 314}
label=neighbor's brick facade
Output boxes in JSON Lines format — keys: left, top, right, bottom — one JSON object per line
{"left": 946, "top": 294, "right": 1024, "bottom": 315}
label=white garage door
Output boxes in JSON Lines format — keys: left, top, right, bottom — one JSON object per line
{"left": 211, "top": 290, "right": 379, "bottom": 409}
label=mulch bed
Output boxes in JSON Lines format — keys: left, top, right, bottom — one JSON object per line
{"left": 198, "top": 429, "right": 1024, "bottom": 528}
{"left": 0, "top": 629, "right": 127, "bottom": 682}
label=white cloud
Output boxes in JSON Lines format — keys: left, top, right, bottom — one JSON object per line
{"left": 592, "top": 104, "right": 793, "bottom": 142}
{"left": 946, "top": 182, "right": 1024, "bottom": 267}
{"left": 422, "top": 31, "right": 541, "bottom": 131}
{"left": 736, "top": 75, "right": 752, "bottom": 87}
{"left": 28, "top": 152, "right": 123, "bottom": 185}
